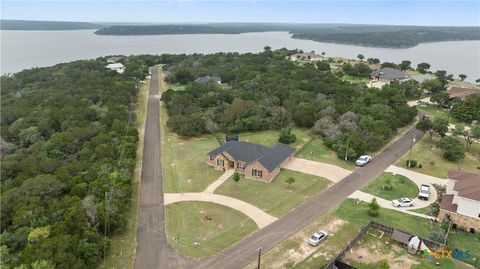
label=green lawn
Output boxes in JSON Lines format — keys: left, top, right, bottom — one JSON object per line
{"left": 250, "top": 199, "right": 445, "bottom": 269}
{"left": 215, "top": 169, "right": 331, "bottom": 217}
{"left": 361, "top": 172, "right": 418, "bottom": 201}
{"left": 167, "top": 83, "right": 186, "bottom": 91}
{"left": 446, "top": 229, "right": 480, "bottom": 266}
{"left": 416, "top": 104, "right": 459, "bottom": 124}
{"left": 238, "top": 128, "right": 312, "bottom": 150}
{"left": 396, "top": 136, "right": 480, "bottom": 178}
{"left": 342, "top": 75, "right": 370, "bottom": 84}
{"left": 296, "top": 138, "right": 357, "bottom": 170}
{"left": 160, "top": 103, "right": 224, "bottom": 192}
{"left": 165, "top": 201, "right": 258, "bottom": 258}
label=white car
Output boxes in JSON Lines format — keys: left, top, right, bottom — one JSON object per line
{"left": 308, "top": 230, "right": 329, "bottom": 246}
{"left": 356, "top": 155, "right": 372, "bottom": 166}
{"left": 418, "top": 184, "right": 430, "bottom": 200}
{"left": 392, "top": 198, "right": 415, "bottom": 207}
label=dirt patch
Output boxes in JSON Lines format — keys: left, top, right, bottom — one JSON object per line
{"left": 344, "top": 236, "right": 420, "bottom": 269}
{"left": 268, "top": 218, "right": 348, "bottom": 268}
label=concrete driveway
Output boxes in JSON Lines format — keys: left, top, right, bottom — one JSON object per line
{"left": 284, "top": 157, "right": 352, "bottom": 183}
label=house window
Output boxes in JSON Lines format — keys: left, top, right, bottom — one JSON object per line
{"left": 252, "top": 169, "right": 262, "bottom": 178}
{"left": 238, "top": 162, "right": 246, "bottom": 169}
{"left": 217, "top": 159, "right": 224, "bottom": 167}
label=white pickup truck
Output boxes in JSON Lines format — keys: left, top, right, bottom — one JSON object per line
{"left": 418, "top": 184, "right": 430, "bottom": 200}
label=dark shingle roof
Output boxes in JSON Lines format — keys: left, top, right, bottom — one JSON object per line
{"left": 207, "top": 141, "right": 295, "bottom": 172}
{"left": 391, "top": 229, "right": 412, "bottom": 245}
{"left": 258, "top": 144, "right": 296, "bottom": 172}
{"left": 372, "top": 67, "right": 408, "bottom": 80}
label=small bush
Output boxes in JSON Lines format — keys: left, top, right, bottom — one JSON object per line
{"left": 429, "top": 160, "right": 436, "bottom": 166}
{"left": 382, "top": 184, "right": 393, "bottom": 191}
{"left": 398, "top": 176, "right": 405, "bottom": 184}
{"left": 368, "top": 209, "right": 379, "bottom": 217}
{"left": 418, "top": 163, "right": 423, "bottom": 168}
{"left": 406, "top": 159, "right": 417, "bottom": 168}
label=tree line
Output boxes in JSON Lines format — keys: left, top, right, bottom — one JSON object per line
{"left": 161, "top": 48, "right": 417, "bottom": 159}
{"left": 0, "top": 55, "right": 162, "bottom": 269}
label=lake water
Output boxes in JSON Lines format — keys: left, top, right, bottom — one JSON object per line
{"left": 2, "top": 30, "right": 479, "bottom": 82}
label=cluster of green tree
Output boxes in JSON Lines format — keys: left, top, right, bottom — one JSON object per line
{"left": 292, "top": 27, "right": 480, "bottom": 48}
{"left": 341, "top": 62, "right": 372, "bottom": 77}
{"left": 0, "top": 20, "right": 101, "bottom": 30}
{"left": 160, "top": 48, "right": 417, "bottom": 159}
{"left": 424, "top": 71, "right": 480, "bottom": 123}
{"left": 0, "top": 56, "right": 159, "bottom": 268}
{"left": 416, "top": 118, "right": 480, "bottom": 161}
{"left": 93, "top": 23, "right": 480, "bottom": 48}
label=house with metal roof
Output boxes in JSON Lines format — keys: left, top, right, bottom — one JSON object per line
{"left": 207, "top": 141, "right": 295, "bottom": 182}
{"left": 439, "top": 170, "right": 480, "bottom": 232}
{"left": 371, "top": 67, "right": 410, "bottom": 84}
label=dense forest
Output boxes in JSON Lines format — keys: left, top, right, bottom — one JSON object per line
{"left": 161, "top": 48, "right": 418, "bottom": 158}
{"left": 0, "top": 55, "right": 161, "bottom": 268}
{"left": 95, "top": 23, "right": 480, "bottom": 48}
{"left": 0, "top": 20, "right": 101, "bottom": 30}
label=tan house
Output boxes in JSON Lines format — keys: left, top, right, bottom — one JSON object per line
{"left": 207, "top": 141, "right": 295, "bottom": 182}
{"left": 438, "top": 170, "right": 480, "bottom": 232}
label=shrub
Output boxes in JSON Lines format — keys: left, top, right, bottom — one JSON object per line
{"left": 418, "top": 163, "right": 423, "bottom": 168}
{"left": 429, "top": 231, "right": 446, "bottom": 243}
{"left": 383, "top": 184, "right": 393, "bottom": 191}
{"left": 278, "top": 128, "right": 297, "bottom": 144}
{"left": 368, "top": 209, "right": 379, "bottom": 217}
{"left": 429, "top": 160, "right": 436, "bottom": 166}
{"left": 406, "top": 159, "right": 417, "bottom": 168}
{"left": 398, "top": 176, "right": 405, "bottom": 184}
{"left": 437, "top": 136, "right": 465, "bottom": 161}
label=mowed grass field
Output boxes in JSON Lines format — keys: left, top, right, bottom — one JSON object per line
{"left": 296, "top": 138, "right": 357, "bottom": 170}
{"left": 397, "top": 136, "right": 480, "bottom": 178}
{"left": 246, "top": 199, "right": 445, "bottom": 269}
{"left": 215, "top": 169, "right": 332, "bottom": 217}
{"left": 361, "top": 172, "right": 419, "bottom": 201}
{"left": 446, "top": 229, "right": 480, "bottom": 267}
{"left": 239, "top": 128, "right": 312, "bottom": 150}
{"left": 165, "top": 201, "right": 258, "bottom": 258}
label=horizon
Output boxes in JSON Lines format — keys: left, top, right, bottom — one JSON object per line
{"left": 2, "top": 1, "right": 480, "bottom": 27}
{"left": 2, "top": 19, "right": 480, "bottom": 28}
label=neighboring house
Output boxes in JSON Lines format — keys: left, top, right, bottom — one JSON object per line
{"left": 439, "top": 170, "right": 480, "bottom": 231}
{"left": 290, "top": 51, "right": 324, "bottom": 62}
{"left": 371, "top": 67, "right": 410, "bottom": 84}
{"left": 411, "top": 74, "right": 435, "bottom": 84}
{"left": 447, "top": 86, "right": 479, "bottom": 101}
{"left": 105, "top": 63, "right": 125, "bottom": 74}
{"left": 207, "top": 141, "right": 295, "bottom": 182}
{"left": 195, "top": 76, "right": 221, "bottom": 84}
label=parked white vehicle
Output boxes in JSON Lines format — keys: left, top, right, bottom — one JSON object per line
{"left": 418, "top": 184, "right": 430, "bottom": 200}
{"left": 392, "top": 197, "right": 415, "bottom": 207}
{"left": 356, "top": 155, "right": 372, "bottom": 166}
{"left": 308, "top": 230, "right": 329, "bottom": 246}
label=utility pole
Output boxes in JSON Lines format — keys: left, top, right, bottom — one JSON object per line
{"left": 257, "top": 247, "right": 262, "bottom": 269}
{"left": 344, "top": 136, "right": 350, "bottom": 165}
{"left": 407, "top": 134, "right": 416, "bottom": 168}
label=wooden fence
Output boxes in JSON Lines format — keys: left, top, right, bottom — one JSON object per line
{"left": 324, "top": 221, "right": 446, "bottom": 269}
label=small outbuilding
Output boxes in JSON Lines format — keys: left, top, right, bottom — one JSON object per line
{"left": 391, "top": 229, "right": 411, "bottom": 246}
{"left": 408, "top": 236, "right": 421, "bottom": 253}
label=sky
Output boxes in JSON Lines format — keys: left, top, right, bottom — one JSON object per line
{"left": 2, "top": 1, "right": 480, "bottom": 26}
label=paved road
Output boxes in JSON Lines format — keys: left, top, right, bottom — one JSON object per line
{"left": 134, "top": 68, "right": 190, "bottom": 269}
{"left": 135, "top": 68, "right": 425, "bottom": 269}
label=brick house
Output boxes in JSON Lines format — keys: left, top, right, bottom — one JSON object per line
{"left": 438, "top": 170, "right": 480, "bottom": 232}
{"left": 207, "top": 141, "right": 295, "bottom": 182}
